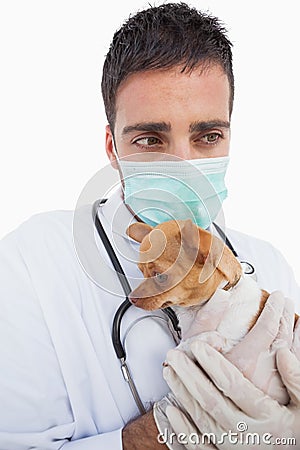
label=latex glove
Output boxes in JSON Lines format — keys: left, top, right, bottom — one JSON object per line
{"left": 224, "top": 291, "right": 295, "bottom": 404}
{"left": 163, "top": 341, "right": 300, "bottom": 449}
{"left": 153, "top": 289, "right": 232, "bottom": 449}
{"left": 153, "top": 292, "right": 298, "bottom": 448}
{"left": 183, "top": 291, "right": 294, "bottom": 404}
{"left": 154, "top": 391, "right": 216, "bottom": 450}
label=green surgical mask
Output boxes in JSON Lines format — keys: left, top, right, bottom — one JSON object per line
{"left": 118, "top": 156, "right": 229, "bottom": 229}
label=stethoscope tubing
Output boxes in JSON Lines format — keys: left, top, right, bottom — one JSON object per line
{"left": 93, "top": 200, "right": 181, "bottom": 361}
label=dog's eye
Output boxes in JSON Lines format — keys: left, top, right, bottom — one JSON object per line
{"left": 153, "top": 272, "right": 168, "bottom": 283}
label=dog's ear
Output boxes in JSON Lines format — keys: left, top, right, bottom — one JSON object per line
{"left": 202, "top": 235, "right": 242, "bottom": 285}
{"left": 126, "top": 222, "right": 153, "bottom": 243}
{"left": 182, "top": 226, "right": 242, "bottom": 284}
{"left": 215, "top": 241, "right": 243, "bottom": 285}
{"left": 180, "top": 221, "right": 241, "bottom": 283}
{"left": 180, "top": 219, "right": 211, "bottom": 265}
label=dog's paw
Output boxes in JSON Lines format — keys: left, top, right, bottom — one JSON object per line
{"left": 177, "top": 331, "right": 238, "bottom": 357}
{"left": 197, "top": 331, "right": 228, "bottom": 352}
{"left": 189, "top": 331, "right": 238, "bottom": 354}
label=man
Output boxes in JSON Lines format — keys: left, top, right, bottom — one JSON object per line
{"left": 0, "top": 3, "right": 299, "bottom": 450}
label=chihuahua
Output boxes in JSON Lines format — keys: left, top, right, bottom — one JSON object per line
{"left": 126, "top": 219, "right": 295, "bottom": 354}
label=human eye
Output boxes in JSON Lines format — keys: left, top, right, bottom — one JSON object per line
{"left": 132, "top": 136, "right": 163, "bottom": 149}
{"left": 199, "top": 132, "right": 223, "bottom": 145}
{"left": 196, "top": 131, "right": 224, "bottom": 146}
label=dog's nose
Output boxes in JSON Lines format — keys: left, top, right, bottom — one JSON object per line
{"left": 128, "top": 293, "right": 137, "bottom": 304}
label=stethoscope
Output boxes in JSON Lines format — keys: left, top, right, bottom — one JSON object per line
{"left": 93, "top": 199, "right": 256, "bottom": 415}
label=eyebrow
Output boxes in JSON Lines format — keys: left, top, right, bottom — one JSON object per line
{"left": 121, "top": 119, "right": 230, "bottom": 136}
{"left": 189, "top": 120, "right": 230, "bottom": 133}
{"left": 122, "top": 122, "right": 171, "bottom": 136}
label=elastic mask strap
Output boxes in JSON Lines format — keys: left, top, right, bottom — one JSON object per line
{"left": 111, "top": 138, "right": 126, "bottom": 192}
{"left": 112, "top": 136, "right": 120, "bottom": 162}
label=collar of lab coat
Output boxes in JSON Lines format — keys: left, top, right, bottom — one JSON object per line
{"left": 98, "top": 184, "right": 139, "bottom": 243}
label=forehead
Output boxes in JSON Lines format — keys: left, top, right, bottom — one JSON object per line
{"left": 114, "top": 65, "right": 230, "bottom": 132}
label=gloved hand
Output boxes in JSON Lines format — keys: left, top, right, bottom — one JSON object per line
{"left": 181, "top": 291, "right": 294, "bottom": 404}
{"left": 224, "top": 291, "right": 295, "bottom": 404}
{"left": 162, "top": 341, "right": 300, "bottom": 449}
{"left": 153, "top": 292, "right": 299, "bottom": 448}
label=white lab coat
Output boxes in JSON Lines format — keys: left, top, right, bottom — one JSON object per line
{"left": 0, "top": 187, "right": 299, "bottom": 450}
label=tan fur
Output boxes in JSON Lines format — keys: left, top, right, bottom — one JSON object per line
{"left": 127, "top": 219, "right": 298, "bottom": 328}
{"left": 127, "top": 219, "right": 242, "bottom": 311}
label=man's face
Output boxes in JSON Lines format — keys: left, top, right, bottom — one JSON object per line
{"left": 106, "top": 64, "right": 231, "bottom": 165}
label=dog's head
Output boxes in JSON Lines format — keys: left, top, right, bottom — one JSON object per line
{"left": 127, "top": 219, "right": 242, "bottom": 310}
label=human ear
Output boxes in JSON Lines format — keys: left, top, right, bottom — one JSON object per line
{"left": 105, "top": 125, "right": 118, "bottom": 170}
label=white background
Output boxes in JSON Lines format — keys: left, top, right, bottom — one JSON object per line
{"left": 1, "top": 1, "right": 299, "bottom": 282}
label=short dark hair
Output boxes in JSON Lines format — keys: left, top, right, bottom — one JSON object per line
{"left": 101, "top": 2, "right": 234, "bottom": 130}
